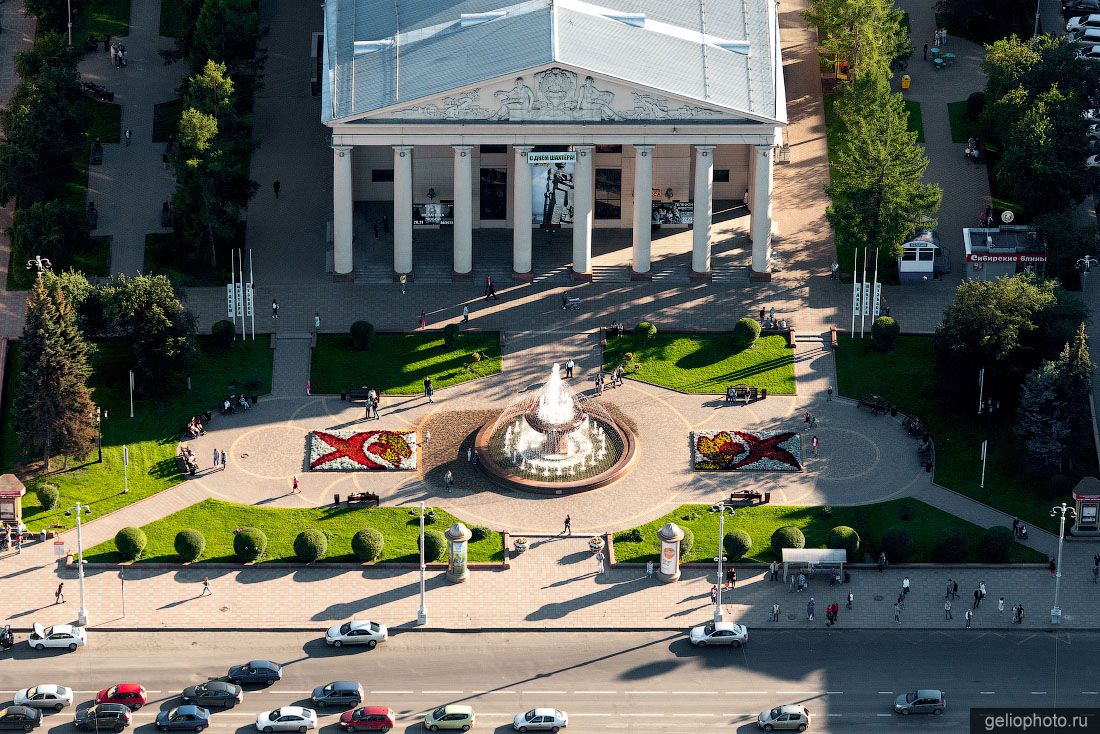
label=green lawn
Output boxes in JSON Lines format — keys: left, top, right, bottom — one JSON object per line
{"left": 71, "top": 235, "right": 112, "bottom": 278}
{"left": 613, "top": 499, "right": 1045, "bottom": 564}
{"left": 947, "top": 100, "right": 981, "bottom": 144}
{"left": 83, "top": 499, "right": 505, "bottom": 564}
{"left": 152, "top": 99, "right": 183, "bottom": 143}
{"left": 905, "top": 100, "right": 925, "bottom": 144}
{"left": 310, "top": 332, "right": 501, "bottom": 395}
{"left": 158, "top": 0, "right": 189, "bottom": 38}
{"left": 602, "top": 332, "right": 795, "bottom": 394}
{"left": 70, "top": 0, "right": 130, "bottom": 41}
{"left": 835, "top": 335, "right": 1066, "bottom": 533}
{"left": 5, "top": 338, "right": 274, "bottom": 531}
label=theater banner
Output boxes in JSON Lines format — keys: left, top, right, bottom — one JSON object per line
{"left": 412, "top": 202, "right": 454, "bottom": 226}
{"left": 652, "top": 201, "right": 694, "bottom": 226}
{"left": 531, "top": 153, "right": 576, "bottom": 227}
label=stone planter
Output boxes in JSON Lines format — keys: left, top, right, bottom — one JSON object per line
{"left": 514, "top": 537, "right": 528, "bottom": 553}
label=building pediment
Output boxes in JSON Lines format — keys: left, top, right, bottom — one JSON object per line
{"left": 353, "top": 66, "right": 754, "bottom": 125}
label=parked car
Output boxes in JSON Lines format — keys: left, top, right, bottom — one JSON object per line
{"left": 325, "top": 620, "right": 387, "bottom": 648}
{"left": 688, "top": 621, "right": 748, "bottom": 647}
{"left": 28, "top": 623, "right": 86, "bottom": 651}
{"left": 513, "top": 708, "right": 568, "bottom": 732}
{"left": 180, "top": 682, "right": 243, "bottom": 708}
{"left": 338, "top": 707, "right": 396, "bottom": 732}
{"left": 310, "top": 682, "right": 363, "bottom": 708}
{"left": 1081, "top": 45, "right": 1100, "bottom": 61}
{"left": 14, "top": 685, "right": 73, "bottom": 712}
{"left": 1067, "top": 0, "right": 1100, "bottom": 15}
{"left": 757, "top": 704, "right": 811, "bottom": 731}
{"left": 155, "top": 706, "right": 211, "bottom": 732}
{"left": 423, "top": 705, "right": 475, "bottom": 732}
{"left": 227, "top": 660, "right": 283, "bottom": 685}
{"left": 1069, "top": 12, "right": 1100, "bottom": 31}
{"left": 74, "top": 703, "right": 133, "bottom": 732}
{"left": 95, "top": 685, "right": 147, "bottom": 710}
{"left": 0, "top": 706, "right": 41, "bottom": 732}
{"left": 1070, "top": 27, "right": 1100, "bottom": 45}
{"left": 255, "top": 707, "right": 317, "bottom": 733}
{"left": 894, "top": 690, "right": 946, "bottom": 715}
{"left": 1088, "top": 154, "right": 1100, "bottom": 169}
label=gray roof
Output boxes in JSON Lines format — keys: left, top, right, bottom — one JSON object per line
{"left": 324, "top": 0, "right": 783, "bottom": 124}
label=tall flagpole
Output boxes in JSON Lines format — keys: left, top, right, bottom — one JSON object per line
{"left": 248, "top": 249, "right": 256, "bottom": 341}
{"left": 850, "top": 247, "right": 858, "bottom": 336}
{"left": 859, "top": 247, "right": 868, "bottom": 337}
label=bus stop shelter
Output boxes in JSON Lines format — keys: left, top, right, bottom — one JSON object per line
{"left": 781, "top": 548, "right": 847, "bottom": 582}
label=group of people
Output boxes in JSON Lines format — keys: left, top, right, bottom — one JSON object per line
{"left": 933, "top": 27, "right": 949, "bottom": 47}
{"left": 109, "top": 40, "right": 128, "bottom": 68}
{"left": 186, "top": 415, "right": 207, "bottom": 438}
{"left": 178, "top": 445, "right": 199, "bottom": 475}
{"left": 965, "top": 137, "right": 985, "bottom": 164}
{"left": 221, "top": 395, "right": 251, "bottom": 414}
{"left": 1, "top": 524, "right": 23, "bottom": 552}
{"left": 363, "top": 388, "right": 382, "bottom": 419}
{"left": 593, "top": 366, "right": 624, "bottom": 395}
{"left": 977, "top": 205, "right": 996, "bottom": 228}
{"left": 608, "top": 320, "right": 626, "bottom": 338}
{"left": 1011, "top": 517, "right": 1029, "bottom": 541}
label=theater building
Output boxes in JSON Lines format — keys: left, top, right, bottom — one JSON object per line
{"left": 322, "top": 0, "right": 787, "bottom": 280}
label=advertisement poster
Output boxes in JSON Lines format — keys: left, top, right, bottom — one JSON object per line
{"left": 651, "top": 201, "right": 694, "bottom": 226}
{"left": 530, "top": 152, "right": 576, "bottom": 227}
{"left": 660, "top": 540, "right": 677, "bottom": 576}
{"left": 412, "top": 202, "right": 454, "bottom": 226}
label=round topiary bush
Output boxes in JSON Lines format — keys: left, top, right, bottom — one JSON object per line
{"left": 443, "top": 323, "right": 460, "bottom": 347}
{"left": 635, "top": 321, "right": 657, "bottom": 344}
{"left": 211, "top": 319, "right": 235, "bottom": 351}
{"left": 771, "top": 525, "right": 805, "bottom": 556}
{"left": 114, "top": 526, "right": 147, "bottom": 561}
{"left": 979, "top": 526, "right": 1014, "bottom": 563}
{"left": 732, "top": 317, "right": 761, "bottom": 350}
{"left": 233, "top": 527, "right": 267, "bottom": 563}
{"left": 679, "top": 526, "right": 695, "bottom": 559}
{"left": 470, "top": 526, "right": 490, "bottom": 542}
{"left": 418, "top": 529, "right": 448, "bottom": 562}
{"left": 966, "top": 91, "right": 986, "bottom": 119}
{"left": 1047, "top": 474, "right": 1072, "bottom": 499}
{"left": 35, "top": 483, "right": 59, "bottom": 511}
{"left": 294, "top": 529, "right": 328, "bottom": 563}
{"left": 880, "top": 526, "right": 914, "bottom": 563}
{"left": 871, "top": 316, "right": 900, "bottom": 353}
{"left": 616, "top": 528, "right": 643, "bottom": 543}
{"left": 350, "top": 321, "right": 375, "bottom": 350}
{"left": 723, "top": 529, "right": 753, "bottom": 560}
{"left": 932, "top": 530, "right": 969, "bottom": 563}
{"left": 352, "top": 528, "right": 384, "bottom": 562}
{"left": 826, "top": 525, "right": 861, "bottom": 561}
{"left": 174, "top": 529, "right": 206, "bottom": 562}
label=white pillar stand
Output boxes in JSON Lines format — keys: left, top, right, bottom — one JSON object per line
{"left": 631, "top": 144, "right": 654, "bottom": 280}
{"left": 452, "top": 145, "right": 473, "bottom": 278}
{"left": 512, "top": 145, "right": 534, "bottom": 280}
{"left": 332, "top": 145, "right": 354, "bottom": 277}
{"left": 393, "top": 145, "right": 413, "bottom": 277}
{"left": 750, "top": 143, "right": 775, "bottom": 280}
{"left": 691, "top": 145, "right": 715, "bottom": 280}
{"left": 571, "top": 145, "right": 594, "bottom": 281}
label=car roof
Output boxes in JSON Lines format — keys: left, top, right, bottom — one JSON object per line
{"left": 327, "top": 681, "right": 360, "bottom": 689}
{"left": 275, "top": 707, "right": 308, "bottom": 716}
{"left": 441, "top": 705, "right": 473, "bottom": 714}
{"left": 711, "top": 621, "right": 743, "bottom": 632}
{"left": 916, "top": 689, "right": 943, "bottom": 698}
{"left": 33, "top": 685, "right": 63, "bottom": 695}
{"left": 3, "top": 707, "right": 38, "bottom": 717}
{"left": 779, "top": 705, "right": 807, "bottom": 714}
{"left": 348, "top": 620, "right": 377, "bottom": 627}
{"left": 93, "top": 704, "right": 131, "bottom": 713}
{"left": 175, "top": 705, "right": 203, "bottom": 715}
{"left": 113, "top": 684, "right": 143, "bottom": 693}
{"left": 360, "top": 707, "right": 392, "bottom": 716}
{"left": 204, "top": 681, "right": 235, "bottom": 691}
{"left": 532, "top": 708, "right": 559, "bottom": 716}
{"left": 249, "top": 660, "right": 279, "bottom": 669}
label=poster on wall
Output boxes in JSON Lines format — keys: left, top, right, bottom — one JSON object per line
{"left": 651, "top": 201, "right": 694, "bottom": 226}
{"left": 530, "top": 152, "right": 576, "bottom": 227}
{"left": 412, "top": 202, "right": 454, "bottom": 226}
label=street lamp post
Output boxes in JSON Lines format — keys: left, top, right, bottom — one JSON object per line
{"left": 417, "top": 502, "right": 428, "bottom": 626}
{"left": 25, "top": 255, "right": 52, "bottom": 278}
{"left": 1077, "top": 256, "right": 1098, "bottom": 290}
{"left": 92, "top": 406, "right": 102, "bottom": 463}
{"left": 710, "top": 503, "right": 734, "bottom": 622}
{"left": 64, "top": 502, "right": 92, "bottom": 626}
{"left": 1050, "top": 502, "right": 1076, "bottom": 624}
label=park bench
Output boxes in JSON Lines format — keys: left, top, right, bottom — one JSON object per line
{"left": 342, "top": 386, "right": 372, "bottom": 401}
{"left": 724, "top": 490, "right": 770, "bottom": 506}
{"left": 857, "top": 393, "right": 892, "bottom": 415}
{"left": 347, "top": 492, "right": 380, "bottom": 507}
{"left": 561, "top": 295, "right": 581, "bottom": 310}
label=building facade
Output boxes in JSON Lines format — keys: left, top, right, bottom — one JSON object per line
{"left": 323, "top": 0, "right": 787, "bottom": 280}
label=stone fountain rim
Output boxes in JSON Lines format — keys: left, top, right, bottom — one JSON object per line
{"left": 473, "top": 409, "right": 637, "bottom": 495}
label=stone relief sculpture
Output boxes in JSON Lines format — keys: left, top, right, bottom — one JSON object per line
{"left": 493, "top": 77, "right": 536, "bottom": 119}
{"left": 623, "top": 92, "right": 722, "bottom": 120}
{"left": 574, "top": 76, "right": 620, "bottom": 120}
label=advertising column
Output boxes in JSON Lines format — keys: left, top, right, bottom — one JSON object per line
{"left": 656, "top": 522, "right": 685, "bottom": 583}
{"left": 445, "top": 523, "right": 473, "bottom": 583}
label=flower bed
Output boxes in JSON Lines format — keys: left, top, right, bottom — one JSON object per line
{"left": 692, "top": 430, "right": 803, "bottom": 472}
{"left": 309, "top": 429, "right": 417, "bottom": 471}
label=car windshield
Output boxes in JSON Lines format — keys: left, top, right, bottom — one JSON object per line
{"left": 107, "top": 687, "right": 119, "bottom": 698}
{"left": 524, "top": 710, "right": 536, "bottom": 721}
{"left": 906, "top": 692, "right": 918, "bottom": 703}
{"left": 432, "top": 707, "right": 447, "bottom": 718}
{"left": 0, "top": 709, "right": 7, "bottom": 717}
{"left": 323, "top": 685, "right": 334, "bottom": 693}
{"left": 25, "top": 688, "right": 38, "bottom": 697}
{"left": 168, "top": 709, "right": 180, "bottom": 718}
{"left": 369, "top": 622, "right": 380, "bottom": 631}
{"left": 339, "top": 622, "right": 352, "bottom": 634}
{"left": 703, "top": 623, "right": 715, "bottom": 635}
{"left": 770, "top": 708, "right": 781, "bottom": 718}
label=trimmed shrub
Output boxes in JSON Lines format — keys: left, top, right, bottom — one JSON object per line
{"left": 1047, "top": 474, "right": 1072, "bottom": 499}
{"left": 350, "top": 321, "right": 375, "bottom": 350}
{"left": 294, "top": 529, "right": 328, "bottom": 563}
{"left": 418, "top": 529, "right": 447, "bottom": 562}
{"left": 352, "top": 528, "right": 384, "bottom": 562}
{"left": 880, "top": 526, "right": 914, "bottom": 562}
{"left": 211, "top": 319, "right": 235, "bottom": 351}
{"left": 616, "top": 528, "right": 643, "bottom": 543}
{"left": 871, "top": 316, "right": 900, "bottom": 353}
{"left": 966, "top": 91, "right": 986, "bottom": 119}
{"left": 723, "top": 529, "right": 753, "bottom": 560}
{"left": 826, "top": 525, "right": 861, "bottom": 561}
{"left": 635, "top": 321, "right": 657, "bottom": 344}
{"left": 233, "top": 527, "right": 267, "bottom": 563}
{"left": 978, "top": 526, "right": 1014, "bottom": 563}
{"left": 174, "top": 529, "right": 205, "bottom": 562}
{"left": 470, "top": 525, "right": 491, "bottom": 542}
{"left": 932, "top": 530, "right": 969, "bottom": 563}
{"left": 35, "top": 483, "right": 59, "bottom": 511}
{"left": 732, "top": 317, "right": 761, "bottom": 350}
{"left": 679, "top": 526, "right": 694, "bottom": 559}
{"left": 443, "top": 323, "right": 460, "bottom": 347}
{"left": 114, "top": 527, "right": 147, "bottom": 561}
{"left": 771, "top": 525, "right": 805, "bottom": 556}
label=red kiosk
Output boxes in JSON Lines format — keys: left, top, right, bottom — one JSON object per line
{"left": 1071, "top": 477, "right": 1100, "bottom": 537}
{"left": 0, "top": 473, "right": 26, "bottom": 533}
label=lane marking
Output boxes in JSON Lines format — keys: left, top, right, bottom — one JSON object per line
{"left": 1032, "top": 691, "right": 1048, "bottom": 695}
{"left": 1084, "top": 692, "right": 1099, "bottom": 695}
{"left": 573, "top": 690, "right": 616, "bottom": 695}
{"left": 877, "top": 713, "right": 893, "bottom": 717}
{"left": 671, "top": 713, "right": 713, "bottom": 717}
{"left": 532, "top": 691, "right": 568, "bottom": 695}
{"left": 369, "top": 690, "right": 412, "bottom": 694}
{"left": 775, "top": 691, "right": 821, "bottom": 695}
{"left": 672, "top": 691, "right": 718, "bottom": 695}
{"left": 827, "top": 714, "right": 844, "bottom": 717}
{"left": 571, "top": 713, "right": 612, "bottom": 717}
{"left": 826, "top": 691, "right": 844, "bottom": 695}
{"left": 979, "top": 692, "right": 996, "bottom": 695}
{"left": 725, "top": 691, "right": 766, "bottom": 695}
{"left": 625, "top": 691, "right": 667, "bottom": 695}
{"left": 877, "top": 691, "right": 894, "bottom": 694}
{"left": 621, "top": 713, "right": 664, "bottom": 717}
{"left": 421, "top": 690, "right": 463, "bottom": 694}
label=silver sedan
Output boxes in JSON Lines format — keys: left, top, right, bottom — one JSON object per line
{"left": 512, "top": 708, "right": 567, "bottom": 732}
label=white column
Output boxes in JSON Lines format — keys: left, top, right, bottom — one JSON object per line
{"left": 572, "top": 144, "right": 594, "bottom": 280}
{"left": 332, "top": 145, "right": 353, "bottom": 276}
{"left": 452, "top": 145, "right": 473, "bottom": 276}
{"left": 631, "top": 144, "right": 654, "bottom": 278}
{"left": 691, "top": 144, "right": 715, "bottom": 277}
{"left": 393, "top": 145, "right": 413, "bottom": 275}
{"left": 751, "top": 143, "right": 774, "bottom": 273}
{"left": 512, "top": 145, "right": 533, "bottom": 277}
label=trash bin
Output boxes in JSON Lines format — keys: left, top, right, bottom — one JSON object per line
{"left": 334, "top": 494, "right": 341, "bottom": 505}
{"left": 901, "top": 74, "right": 911, "bottom": 90}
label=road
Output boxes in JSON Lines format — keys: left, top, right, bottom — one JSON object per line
{"left": 2, "top": 630, "right": 1098, "bottom": 732}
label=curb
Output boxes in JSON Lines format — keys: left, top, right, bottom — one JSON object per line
{"left": 0, "top": 625, "right": 1079, "bottom": 634}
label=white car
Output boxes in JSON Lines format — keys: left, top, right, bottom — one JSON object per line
{"left": 688, "top": 621, "right": 748, "bottom": 647}
{"left": 29, "top": 622, "right": 86, "bottom": 651}
{"left": 1079, "top": 45, "right": 1100, "bottom": 62}
{"left": 324, "top": 620, "right": 387, "bottom": 648}
{"left": 256, "top": 707, "right": 317, "bottom": 733}
{"left": 1070, "top": 13, "right": 1100, "bottom": 32}
{"left": 513, "top": 708, "right": 568, "bottom": 732}
{"left": 15, "top": 685, "right": 74, "bottom": 712}
{"left": 1088, "top": 155, "right": 1100, "bottom": 169}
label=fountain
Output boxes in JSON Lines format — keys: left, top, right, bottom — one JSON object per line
{"left": 474, "top": 363, "right": 637, "bottom": 494}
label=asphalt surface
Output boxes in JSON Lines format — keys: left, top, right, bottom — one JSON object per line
{"left": 1, "top": 629, "right": 1098, "bottom": 733}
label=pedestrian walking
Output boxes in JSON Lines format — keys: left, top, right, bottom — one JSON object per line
{"left": 565, "top": 359, "right": 575, "bottom": 378}
{"left": 894, "top": 602, "right": 902, "bottom": 623}
{"left": 973, "top": 589, "right": 982, "bottom": 609}
{"left": 772, "top": 603, "right": 781, "bottom": 622}
{"left": 213, "top": 448, "right": 219, "bottom": 469}
{"left": 291, "top": 476, "right": 300, "bottom": 494}
{"left": 965, "top": 609, "right": 973, "bottom": 628}
{"left": 830, "top": 261, "right": 839, "bottom": 280}
{"left": 200, "top": 576, "right": 212, "bottom": 596}
{"left": 945, "top": 579, "right": 953, "bottom": 600}
{"left": 423, "top": 428, "right": 431, "bottom": 446}
{"left": 979, "top": 581, "right": 986, "bottom": 599}
{"left": 878, "top": 552, "right": 888, "bottom": 571}
{"left": 646, "top": 560, "right": 654, "bottom": 577}
{"left": 952, "top": 580, "right": 958, "bottom": 599}
{"left": 807, "top": 598, "right": 815, "bottom": 621}
{"left": 445, "top": 469, "right": 454, "bottom": 490}
{"left": 314, "top": 313, "right": 321, "bottom": 332}
{"left": 759, "top": 307, "right": 766, "bottom": 321}
{"left": 797, "top": 572, "right": 806, "bottom": 592}
{"left": 711, "top": 585, "right": 718, "bottom": 604}
{"left": 944, "top": 600, "right": 952, "bottom": 620}
{"left": 124, "top": 128, "right": 132, "bottom": 146}
{"left": 564, "top": 515, "right": 572, "bottom": 535}
{"left": 55, "top": 583, "right": 64, "bottom": 604}
{"left": 923, "top": 42, "right": 928, "bottom": 60}
{"left": 467, "top": 447, "right": 473, "bottom": 463}
{"left": 998, "top": 597, "right": 1005, "bottom": 613}
{"left": 788, "top": 575, "right": 796, "bottom": 593}
{"left": 419, "top": 310, "right": 426, "bottom": 329}
{"left": 220, "top": 450, "right": 227, "bottom": 470}
{"left": 769, "top": 560, "right": 779, "bottom": 581}
{"left": 424, "top": 376, "right": 434, "bottom": 403}
{"left": 400, "top": 274, "right": 407, "bottom": 295}
{"left": 306, "top": 380, "right": 311, "bottom": 396}
{"left": 272, "top": 299, "right": 279, "bottom": 318}
{"left": 846, "top": 590, "right": 853, "bottom": 610}
{"left": 162, "top": 152, "right": 169, "bottom": 170}
{"left": 382, "top": 215, "right": 389, "bottom": 233}
{"left": 110, "top": 42, "right": 117, "bottom": 65}
{"left": 726, "top": 567, "right": 736, "bottom": 589}
{"left": 902, "top": 576, "right": 910, "bottom": 595}
{"left": 462, "top": 305, "right": 469, "bottom": 323}
{"left": 811, "top": 435, "right": 819, "bottom": 456}
{"left": 1050, "top": 558, "right": 1057, "bottom": 576}
{"left": 272, "top": 180, "right": 281, "bottom": 199}
{"left": 827, "top": 386, "right": 833, "bottom": 401}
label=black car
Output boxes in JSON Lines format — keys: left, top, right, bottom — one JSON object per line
{"left": 74, "top": 704, "right": 132, "bottom": 732}
{"left": 310, "top": 682, "right": 364, "bottom": 708}
{"left": 0, "top": 706, "right": 41, "bottom": 732}
{"left": 1067, "top": 0, "right": 1100, "bottom": 15}
{"left": 180, "top": 682, "right": 243, "bottom": 708}
{"left": 227, "top": 660, "right": 283, "bottom": 686}
{"left": 154, "top": 706, "right": 210, "bottom": 732}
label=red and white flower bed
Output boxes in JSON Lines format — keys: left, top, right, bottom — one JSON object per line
{"left": 308, "top": 429, "right": 418, "bottom": 471}
{"left": 692, "top": 430, "right": 803, "bottom": 472}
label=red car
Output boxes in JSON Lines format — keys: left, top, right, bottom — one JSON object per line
{"left": 95, "top": 684, "right": 147, "bottom": 710}
{"left": 339, "top": 707, "right": 395, "bottom": 732}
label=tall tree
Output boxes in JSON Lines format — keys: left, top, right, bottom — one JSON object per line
{"left": 188, "top": 0, "right": 268, "bottom": 78}
{"left": 1035, "top": 212, "right": 1100, "bottom": 290}
{"left": 803, "top": 0, "right": 907, "bottom": 82}
{"left": 13, "top": 278, "right": 97, "bottom": 469}
{"left": 8, "top": 201, "right": 90, "bottom": 271}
